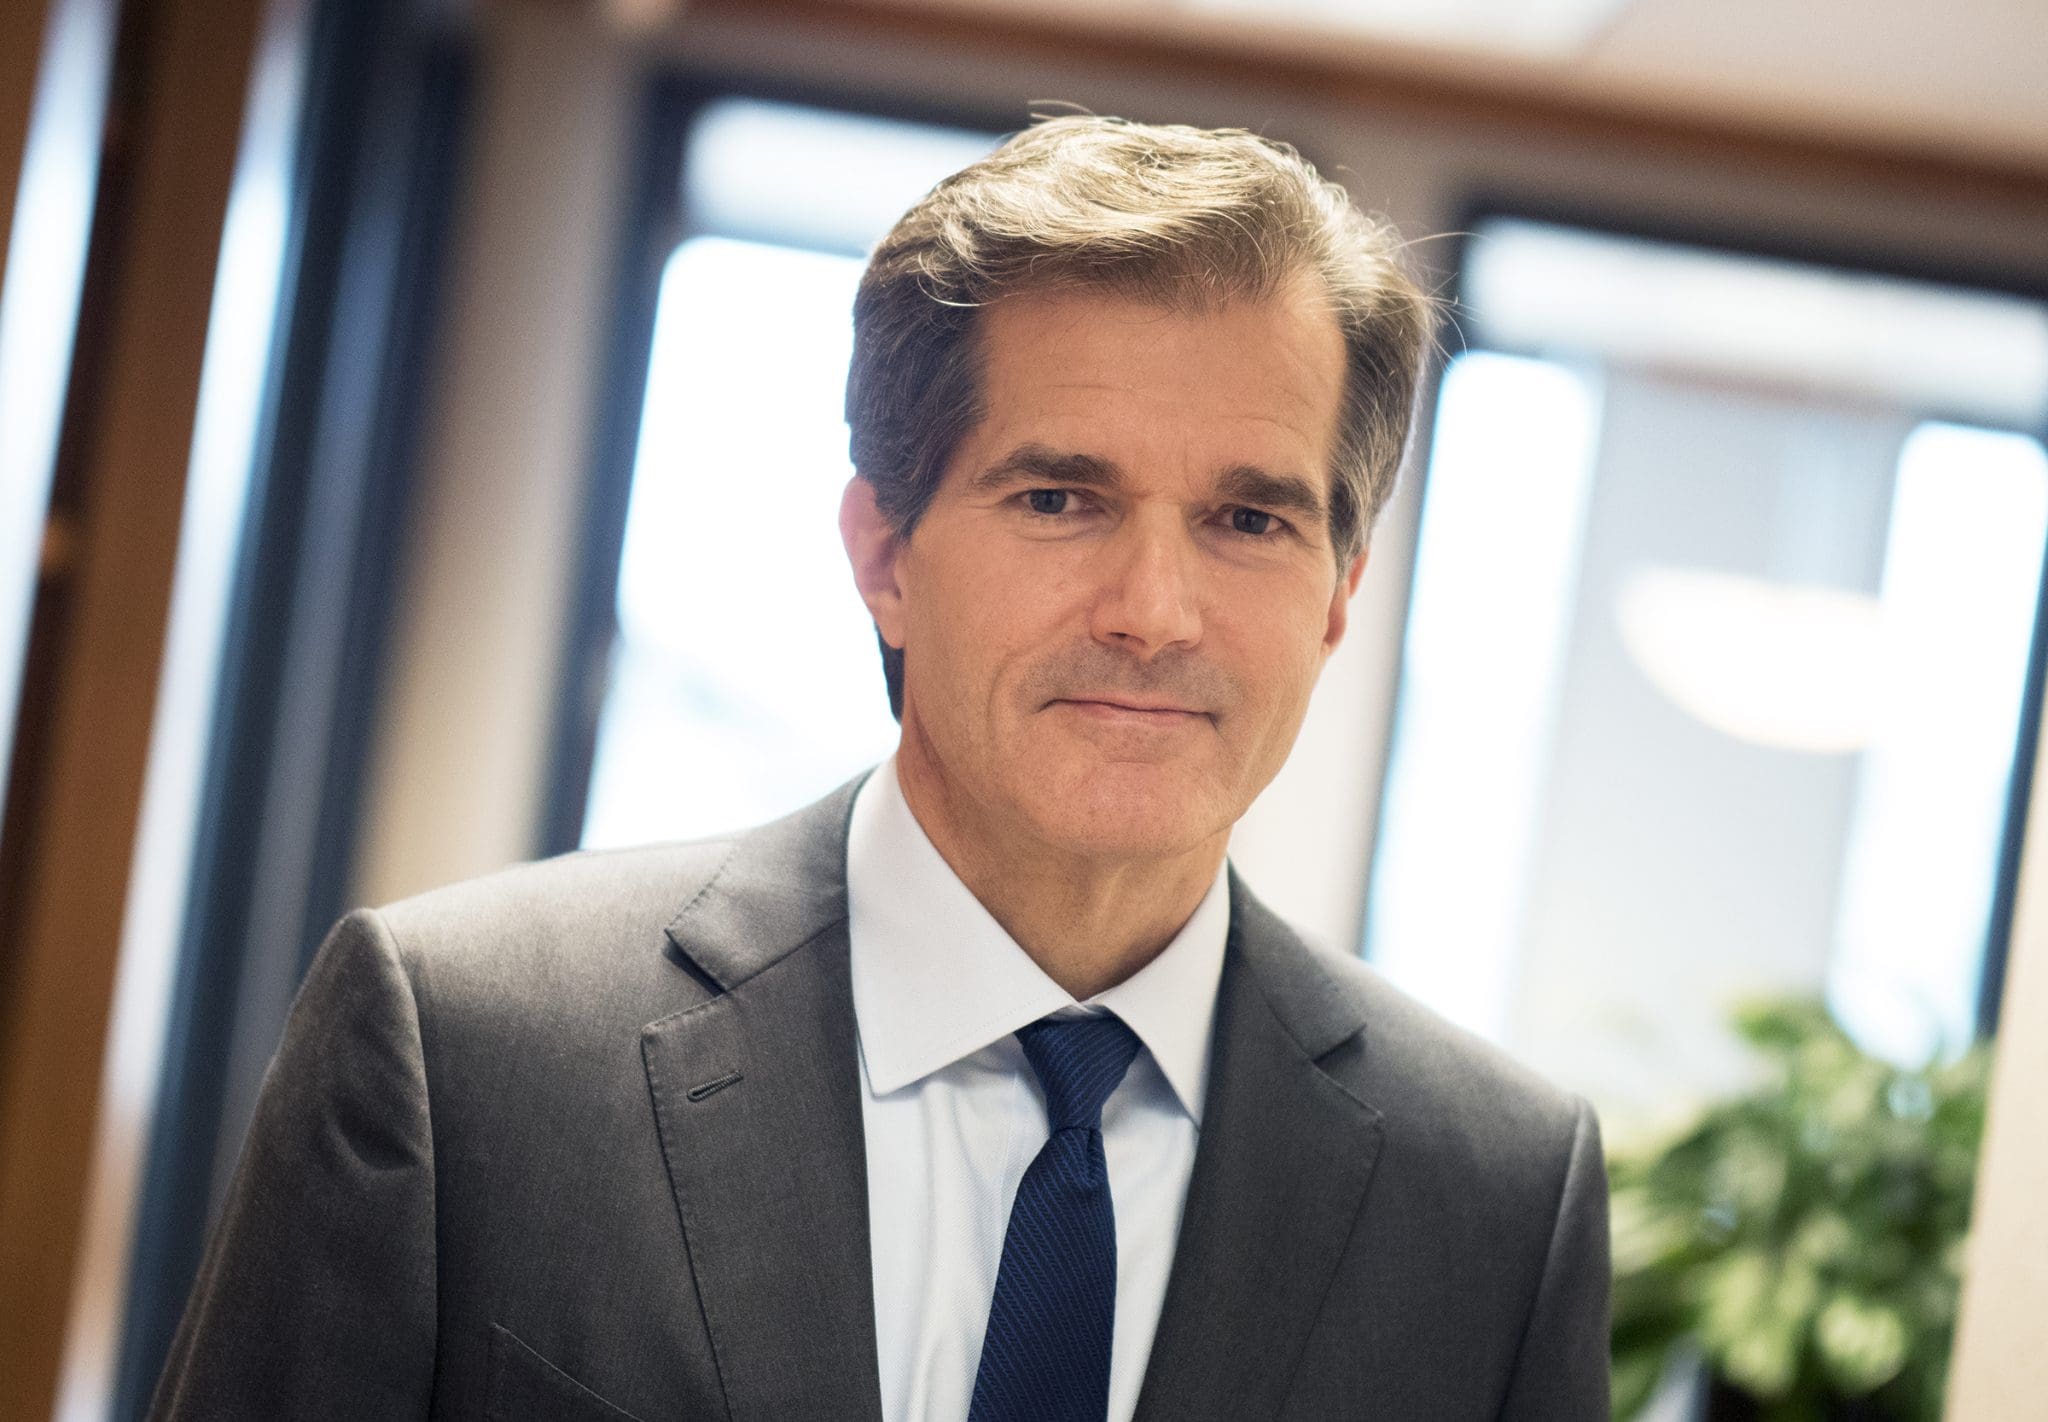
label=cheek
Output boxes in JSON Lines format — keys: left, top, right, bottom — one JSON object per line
{"left": 1223, "top": 590, "right": 1336, "bottom": 733}
{"left": 907, "top": 546, "right": 1057, "bottom": 705}
{"left": 1235, "top": 577, "right": 1336, "bottom": 664}
{"left": 1253, "top": 649, "right": 1319, "bottom": 729}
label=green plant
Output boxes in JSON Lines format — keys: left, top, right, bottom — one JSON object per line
{"left": 1609, "top": 999, "right": 1990, "bottom": 1421}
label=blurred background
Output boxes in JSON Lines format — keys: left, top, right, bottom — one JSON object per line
{"left": 2, "top": 0, "right": 2045, "bottom": 1418}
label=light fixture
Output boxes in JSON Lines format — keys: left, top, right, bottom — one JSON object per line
{"left": 1615, "top": 566, "right": 1885, "bottom": 754}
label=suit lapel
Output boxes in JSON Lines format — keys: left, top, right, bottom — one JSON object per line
{"left": 1134, "top": 872, "right": 1385, "bottom": 1421}
{"left": 637, "top": 786, "right": 1380, "bottom": 1422}
{"left": 641, "top": 780, "right": 885, "bottom": 1422}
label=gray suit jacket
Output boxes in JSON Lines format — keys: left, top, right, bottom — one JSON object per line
{"left": 152, "top": 775, "right": 1610, "bottom": 1421}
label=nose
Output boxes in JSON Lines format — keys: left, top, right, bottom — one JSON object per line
{"left": 1088, "top": 513, "right": 1202, "bottom": 658}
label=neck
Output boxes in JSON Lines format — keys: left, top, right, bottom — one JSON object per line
{"left": 891, "top": 751, "right": 1227, "bottom": 1001}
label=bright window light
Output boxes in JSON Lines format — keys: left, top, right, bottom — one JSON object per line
{"left": 1466, "top": 219, "right": 2048, "bottom": 431}
{"left": 1829, "top": 423, "right": 2048, "bottom": 1064}
{"left": 580, "top": 236, "right": 902, "bottom": 849}
{"left": 686, "top": 99, "right": 997, "bottom": 257}
{"left": 581, "top": 102, "right": 999, "bottom": 849}
{"left": 1377, "top": 216, "right": 2048, "bottom": 1125}
{"left": 1364, "top": 352, "right": 1600, "bottom": 1039}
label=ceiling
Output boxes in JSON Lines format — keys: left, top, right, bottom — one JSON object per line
{"left": 844, "top": 0, "right": 2048, "bottom": 173}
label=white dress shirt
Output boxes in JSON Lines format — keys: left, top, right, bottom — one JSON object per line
{"left": 846, "top": 757, "right": 1231, "bottom": 1422}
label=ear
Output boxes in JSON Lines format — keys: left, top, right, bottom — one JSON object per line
{"left": 1320, "top": 546, "right": 1370, "bottom": 658}
{"left": 839, "top": 476, "right": 909, "bottom": 649}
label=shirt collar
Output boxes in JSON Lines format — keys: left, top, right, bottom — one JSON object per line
{"left": 846, "top": 756, "right": 1230, "bottom": 1124}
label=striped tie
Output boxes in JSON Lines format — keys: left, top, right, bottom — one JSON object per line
{"left": 968, "top": 1013, "right": 1143, "bottom": 1422}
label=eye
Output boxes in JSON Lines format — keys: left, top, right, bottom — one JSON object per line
{"left": 1229, "top": 506, "right": 1277, "bottom": 536}
{"left": 1024, "top": 489, "right": 1070, "bottom": 515}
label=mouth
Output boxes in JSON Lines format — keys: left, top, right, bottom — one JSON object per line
{"left": 1052, "top": 697, "right": 1211, "bottom": 724}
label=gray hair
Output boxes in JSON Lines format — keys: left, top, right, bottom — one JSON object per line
{"left": 845, "top": 114, "right": 1433, "bottom": 716}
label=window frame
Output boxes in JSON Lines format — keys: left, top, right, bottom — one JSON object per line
{"left": 1368, "top": 190, "right": 2048, "bottom": 1041}
{"left": 540, "top": 75, "right": 1082, "bottom": 854}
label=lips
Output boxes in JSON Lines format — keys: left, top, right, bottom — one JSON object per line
{"left": 1054, "top": 697, "right": 1209, "bottom": 721}
{"left": 1021, "top": 643, "right": 1229, "bottom": 723}
{"left": 1070, "top": 698, "right": 1198, "bottom": 713}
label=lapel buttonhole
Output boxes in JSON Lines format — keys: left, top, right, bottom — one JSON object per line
{"left": 686, "top": 1071, "right": 744, "bottom": 1103}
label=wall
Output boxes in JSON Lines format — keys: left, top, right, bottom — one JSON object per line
{"left": 352, "top": 2, "right": 641, "bottom": 908}
{"left": 1948, "top": 713, "right": 2048, "bottom": 1421}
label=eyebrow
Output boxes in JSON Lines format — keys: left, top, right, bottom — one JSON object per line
{"left": 1217, "top": 464, "right": 1328, "bottom": 527}
{"left": 971, "top": 443, "right": 1330, "bottom": 530}
{"left": 968, "top": 443, "right": 1124, "bottom": 496}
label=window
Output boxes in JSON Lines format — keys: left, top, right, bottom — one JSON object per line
{"left": 1367, "top": 217, "right": 2048, "bottom": 1124}
{"left": 576, "top": 99, "right": 998, "bottom": 849}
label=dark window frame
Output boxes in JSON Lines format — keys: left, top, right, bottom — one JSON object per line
{"left": 539, "top": 74, "right": 1050, "bottom": 856}
{"left": 1366, "top": 192, "right": 2048, "bottom": 1041}
{"left": 114, "top": 3, "right": 471, "bottom": 1413}
{"left": 549, "top": 73, "right": 2048, "bottom": 1044}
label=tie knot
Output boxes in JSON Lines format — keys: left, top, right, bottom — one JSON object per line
{"left": 1015, "top": 1014, "right": 1142, "bottom": 1132}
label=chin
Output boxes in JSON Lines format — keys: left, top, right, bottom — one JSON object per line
{"left": 1012, "top": 763, "right": 1234, "bottom": 863}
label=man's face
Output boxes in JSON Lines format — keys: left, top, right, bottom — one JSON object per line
{"left": 844, "top": 282, "right": 1364, "bottom": 864}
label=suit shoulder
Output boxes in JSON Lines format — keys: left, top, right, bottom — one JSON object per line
{"left": 368, "top": 836, "right": 740, "bottom": 985}
{"left": 1310, "top": 947, "right": 1589, "bottom": 1161}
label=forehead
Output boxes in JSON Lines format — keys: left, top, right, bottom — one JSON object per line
{"left": 964, "top": 284, "right": 1348, "bottom": 479}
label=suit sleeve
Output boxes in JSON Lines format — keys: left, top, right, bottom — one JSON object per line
{"left": 1498, "top": 1097, "right": 1612, "bottom": 1422}
{"left": 149, "top": 908, "right": 438, "bottom": 1420}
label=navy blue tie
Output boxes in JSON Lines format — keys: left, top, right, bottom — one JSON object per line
{"left": 968, "top": 1013, "right": 1144, "bottom": 1422}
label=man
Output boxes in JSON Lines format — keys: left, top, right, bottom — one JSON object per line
{"left": 152, "top": 116, "right": 1609, "bottom": 1421}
